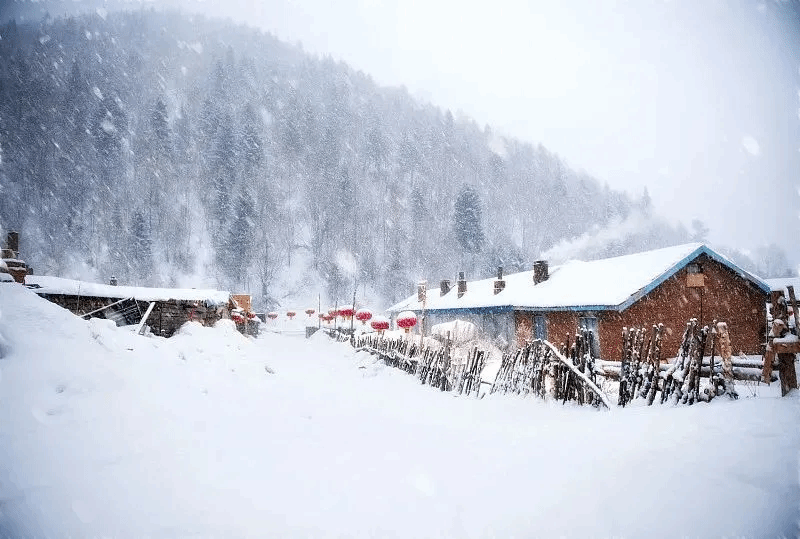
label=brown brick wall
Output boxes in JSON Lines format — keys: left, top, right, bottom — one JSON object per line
{"left": 515, "top": 310, "right": 578, "bottom": 349}
{"left": 598, "top": 255, "right": 767, "bottom": 361}
{"left": 513, "top": 254, "right": 767, "bottom": 361}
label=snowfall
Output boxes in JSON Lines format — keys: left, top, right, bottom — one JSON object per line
{"left": 0, "top": 285, "right": 798, "bottom": 538}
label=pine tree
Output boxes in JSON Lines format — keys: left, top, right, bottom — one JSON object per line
{"left": 130, "top": 210, "right": 153, "bottom": 282}
{"left": 453, "top": 185, "right": 485, "bottom": 254}
{"left": 209, "top": 114, "right": 236, "bottom": 230}
{"left": 222, "top": 189, "right": 256, "bottom": 288}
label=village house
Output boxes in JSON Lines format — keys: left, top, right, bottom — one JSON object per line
{"left": 24, "top": 275, "right": 233, "bottom": 338}
{"left": 387, "top": 243, "right": 771, "bottom": 361}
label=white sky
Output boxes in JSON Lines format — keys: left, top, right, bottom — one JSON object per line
{"left": 185, "top": 0, "right": 800, "bottom": 259}
{"left": 78, "top": 0, "right": 800, "bottom": 263}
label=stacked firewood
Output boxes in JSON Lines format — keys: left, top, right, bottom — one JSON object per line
{"left": 616, "top": 320, "right": 737, "bottom": 406}
{"left": 491, "top": 335, "right": 610, "bottom": 408}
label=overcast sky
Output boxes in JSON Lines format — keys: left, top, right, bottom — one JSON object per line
{"left": 164, "top": 0, "right": 799, "bottom": 262}
{"left": 10, "top": 0, "right": 799, "bottom": 261}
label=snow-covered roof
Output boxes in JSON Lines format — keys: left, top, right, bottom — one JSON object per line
{"left": 388, "top": 243, "right": 770, "bottom": 314}
{"left": 765, "top": 277, "right": 800, "bottom": 294}
{"left": 25, "top": 275, "right": 230, "bottom": 305}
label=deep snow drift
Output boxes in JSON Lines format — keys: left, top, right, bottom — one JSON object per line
{"left": 0, "top": 285, "right": 798, "bottom": 537}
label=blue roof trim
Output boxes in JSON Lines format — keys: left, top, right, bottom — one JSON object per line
{"left": 388, "top": 244, "right": 771, "bottom": 315}
{"left": 615, "top": 244, "right": 771, "bottom": 312}
{"left": 400, "top": 305, "right": 514, "bottom": 316}
{"left": 514, "top": 305, "right": 614, "bottom": 313}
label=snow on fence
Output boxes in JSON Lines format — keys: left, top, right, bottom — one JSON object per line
{"left": 491, "top": 329, "right": 610, "bottom": 408}
{"left": 348, "top": 330, "right": 489, "bottom": 397}
{"left": 344, "top": 328, "right": 610, "bottom": 408}
{"left": 327, "top": 316, "right": 792, "bottom": 409}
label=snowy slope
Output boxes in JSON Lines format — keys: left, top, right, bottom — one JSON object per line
{"left": 0, "top": 285, "right": 798, "bottom": 538}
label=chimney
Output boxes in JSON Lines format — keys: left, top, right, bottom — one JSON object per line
{"left": 440, "top": 279, "right": 451, "bottom": 296}
{"left": 110, "top": 275, "right": 118, "bottom": 286}
{"left": 494, "top": 266, "right": 506, "bottom": 295}
{"left": 417, "top": 281, "right": 427, "bottom": 302}
{"left": 457, "top": 271, "right": 467, "bottom": 298}
{"left": 6, "top": 231, "right": 19, "bottom": 258}
{"left": 533, "top": 260, "right": 549, "bottom": 285}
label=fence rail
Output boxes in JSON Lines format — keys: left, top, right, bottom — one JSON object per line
{"left": 327, "top": 317, "right": 787, "bottom": 409}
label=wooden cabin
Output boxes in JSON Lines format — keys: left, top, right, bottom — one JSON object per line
{"left": 388, "top": 244, "right": 771, "bottom": 361}
{"left": 26, "top": 275, "right": 231, "bottom": 338}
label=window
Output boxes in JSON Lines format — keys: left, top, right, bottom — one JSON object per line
{"left": 534, "top": 314, "right": 547, "bottom": 340}
{"left": 579, "top": 315, "right": 601, "bottom": 358}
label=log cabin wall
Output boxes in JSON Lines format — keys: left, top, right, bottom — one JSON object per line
{"left": 598, "top": 255, "right": 767, "bottom": 361}
{"left": 37, "top": 294, "right": 225, "bottom": 338}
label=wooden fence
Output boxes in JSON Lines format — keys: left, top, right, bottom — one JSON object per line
{"left": 326, "top": 314, "right": 792, "bottom": 409}
{"left": 344, "top": 329, "right": 610, "bottom": 408}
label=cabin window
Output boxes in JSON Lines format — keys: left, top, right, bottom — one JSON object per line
{"left": 533, "top": 314, "right": 547, "bottom": 340}
{"left": 579, "top": 315, "right": 601, "bottom": 358}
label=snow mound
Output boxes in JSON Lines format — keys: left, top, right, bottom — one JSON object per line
{"left": 0, "top": 284, "right": 798, "bottom": 537}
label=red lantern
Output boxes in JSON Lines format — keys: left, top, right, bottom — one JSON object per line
{"left": 305, "top": 308, "right": 316, "bottom": 318}
{"left": 396, "top": 311, "right": 417, "bottom": 333}
{"left": 247, "top": 312, "right": 257, "bottom": 320}
{"left": 355, "top": 308, "right": 373, "bottom": 325}
{"left": 338, "top": 305, "right": 354, "bottom": 319}
{"left": 287, "top": 311, "right": 296, "bottom": 320}
{"left": 231, "top": 311, "right": 245, "bottom": 324}
{"left": 267, "top": 312, "right": 278, "bottom": 320}
{"left": 370, "top": 316, "right": 389, "bottom": 333}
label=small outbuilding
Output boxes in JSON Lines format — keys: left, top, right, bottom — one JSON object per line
{"left": 25, "top": 275, "right": 231, "bottom": 338}
{"left": 388, "top": 243, "right": 770, "bottom": 361}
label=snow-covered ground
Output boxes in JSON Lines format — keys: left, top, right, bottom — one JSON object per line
{"left": 0, "top": 285, "right": 798, "bottom": 538}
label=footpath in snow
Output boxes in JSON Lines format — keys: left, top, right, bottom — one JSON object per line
{"left": 0, "top": 285, "right": 798, "bottom": 538}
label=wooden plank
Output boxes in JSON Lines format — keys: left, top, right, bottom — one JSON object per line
{"left": 771, "top": 340, "right": 800, "bottom": 354}
{"left": 787, "top": 285, "right": 800, "bottom": 335}
{"left": 231, "top": 294, "right": 252, "bottom": 313}
{"left": 777, "top": 353, "right": 798, "bottom": 396}
{"left": 137, "top": 302, "right": 156, "bottom": 335}
{"left": 686, "top": 273, "right": 705, "bottom": 288}
{"left": 716, "top": 322, "right": 733, "bottom": 386}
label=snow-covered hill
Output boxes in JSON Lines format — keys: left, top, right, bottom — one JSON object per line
{"left": 0, "top": 285, "right": 798, "bottom": 537}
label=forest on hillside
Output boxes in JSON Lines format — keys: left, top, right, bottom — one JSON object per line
{"left": 0, "top": 9, "right": 792, "bottom": 309}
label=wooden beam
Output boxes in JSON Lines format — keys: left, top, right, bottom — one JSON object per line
{"left": 770, "top": 340, "right": 800, "bottom": 354}
{"left": 787, "top": 285, "right": 800, "bottom": 335}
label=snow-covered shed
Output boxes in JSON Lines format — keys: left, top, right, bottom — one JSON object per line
{"left": 388, "top": 244, "right": 771, "bottom": 361}
{"left": 24, "top": 275, "right": 231, "bottom": 337}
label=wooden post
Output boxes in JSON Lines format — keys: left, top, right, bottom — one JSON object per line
{"left": 787, "top": 286, "right": 800, "bottom": 335}
{"left": 777, "top": 348, "right": 798, "bottom": 396}
{"left": 717, "top": 322, "right": 734, "bottom": 386}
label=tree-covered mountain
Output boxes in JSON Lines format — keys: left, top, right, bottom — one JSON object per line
{"left": 1, "top": 9, "right": 755, "bottom": 309}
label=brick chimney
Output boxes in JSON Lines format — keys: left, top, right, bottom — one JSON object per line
{"left": 533, "top": 260, "right": 549, "bottom": 285}
{"left": 6, "top": 231, "right": 19, "bottom": 258}
{"left": 417, "top": 281, "right": 427, "bottom": 302}
{"left": 494, "top": 266, "right": 506, "bottom": 294}
{"left": 440, "top": 279, "right": 451, "bottom": 296}
{"left": 457, "top": 271, "right": 467, "bottom": 298}
{"left": 2, "top": 231, "right": 28, "bottom": 283}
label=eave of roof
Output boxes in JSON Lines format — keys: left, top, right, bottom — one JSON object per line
{"left": 387, "top": 244, "right": 771, "bottom": 315}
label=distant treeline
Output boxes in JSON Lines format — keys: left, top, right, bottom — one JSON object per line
{"left": 0, "top": 10, "right": 789, "bottom": 308}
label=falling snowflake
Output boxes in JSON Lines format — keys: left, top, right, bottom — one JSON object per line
{"left": 741, "top": 136, "right": 760, "bottom": 156}
{"left": 92, "top": 87, "right": 103, "bottom": 100}
{"left": 100, "top": 119, "right": 116, "bottom": 134}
